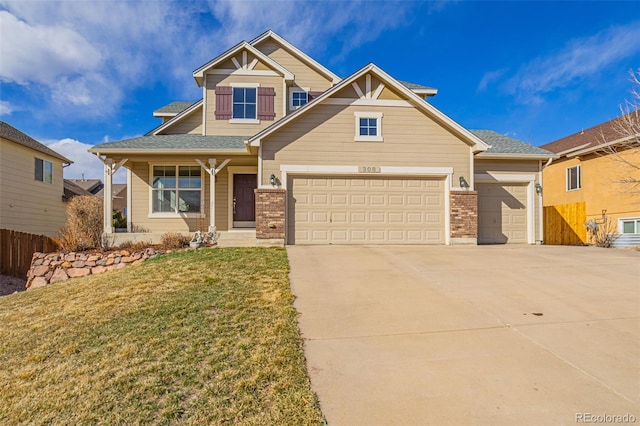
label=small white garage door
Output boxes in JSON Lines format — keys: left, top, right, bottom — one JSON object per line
{"left": 477, "top": 183, "right": 528, "bottom": 244}
{"left": 288, "top": 176, "right": 445, "bottom": 245}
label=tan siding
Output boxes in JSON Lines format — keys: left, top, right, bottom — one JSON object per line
{"left": 254, "top": 39, "right": 333, "bottom": 90}
{"left": 378, "top": 87, "right": 403, "bottom": 100}
{"left": 127, "top": 155, "right": 256, "bottom": 233}
{"left": 204, "top": 74, "right": 284, "bottom": 136}
{"left": 0, "top": 138, "right": 67, "bottom": 237}
{"left": 475, "top": 159, "right": 539, "bottom": 174}
{"left": 159, "top": 106, "right": 203, "bottom": 135}
{"left": 261, "top": 104, "right": 471, "bottom": 186}
{"left": 334, "top": 85, "right": 359, "bottom": 99}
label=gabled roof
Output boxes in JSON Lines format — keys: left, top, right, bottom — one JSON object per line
{"left": 147, "top": 99, "right": 203, "bottom": 136}
{"left": 66, "top": 178, "right": 103, "bottom": 194}
{"left": 249, "top": 29, "right": 341, "bottom": 84}
{"left": 153, "top": 101, "right": 198, "bottom": 117}
{"left": 248, "top": 63, "right": 489, "bottom": 152}
{"left": 193, "top": 40, "right": 294, "bottom": 86}
{"left": 89, "top": 134, "right": 248, "bottom": 154}
{"left": 398, "top": 80, "right": 438, "bottom": 96}
{"left": 472, "top": 130, "right": 556, "bottom": 159}
{"left": 0, "top": 121, "right": 72, "bottom": 163}
{"left": 63, "top": 179, "right": 93, "bottom": 201}
{"left": 540, "top": 109, "right": 639, "bottom": 156}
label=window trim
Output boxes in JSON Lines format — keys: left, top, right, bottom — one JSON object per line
{"left": 619, "top": 217, "right": 640, "bottom": 234}
{"left": 229, "top": 82, "right": 260, "bottom": 123}
{"left": 289, "top": 87, "right": 309, "bottom": 110}
{"left": 148, "top": 164, "right": 204, "bottom": 218}
{"left": 354, "top": 112, "right": 383, "bottom": 142}
{"left": 566, "top": 165, "right": 581, "bottom": 191}
{"left": 35, "top": 157, "right": 53, "bottom": 184}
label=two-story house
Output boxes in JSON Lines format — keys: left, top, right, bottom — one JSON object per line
{"left": 90, "top": 30, "right": 554, "bottom": 246}
{"left": 541, "top": 111, "right": 640, "bottom": 247}
{"left": 0, "top": 121, "right": 72, "bottom": 237}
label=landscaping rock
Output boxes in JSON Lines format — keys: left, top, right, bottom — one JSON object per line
{"left": 29, "top": 277, "right": 48, "bottom": 289}
{"left": 91, "top": 266, "right": 107, "bottom": 274}
{"left": 71, "top": 261, "right": 85, "bottom": 268}
{"left": 32, "top": 265, "right": 49, "bottom": 277}
{"left": 50, "top": 268, "right": 69, "bottom": 284}
{"left": 67, "top": 268, "right": 90, "bottom": 278}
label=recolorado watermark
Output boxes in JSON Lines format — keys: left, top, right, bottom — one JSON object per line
{"left": 576, "top": 413, "right": 637, "bottom": 423}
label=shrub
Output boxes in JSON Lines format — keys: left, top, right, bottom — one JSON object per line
{"left": 59, "top": 196, "right": 103, "bottom": 252}
{"left": 112, "top": 210, "right": 127, "bottom": 229}
{"left": 160, "top": 232, "right": 189, "bottom": 249}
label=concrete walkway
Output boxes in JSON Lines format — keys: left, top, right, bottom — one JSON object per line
{"left": 288, "top": 245, "right": 640, "bottom": 425}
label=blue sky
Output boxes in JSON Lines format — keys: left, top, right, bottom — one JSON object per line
{"left": 1, "top": 0, "right": 639, "bottom": 181}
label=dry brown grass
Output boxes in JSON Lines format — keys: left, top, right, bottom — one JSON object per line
{"left": 160, "top": 232, "right": 190, "bottom": 250}
{"left": 0, "top": 248, "right": 324, "bottom": 425}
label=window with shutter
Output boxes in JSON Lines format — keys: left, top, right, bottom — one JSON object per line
{"left": 215, "top": 86, "right": 232, "bottom": 120}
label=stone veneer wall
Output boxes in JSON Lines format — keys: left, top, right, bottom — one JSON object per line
{"left": 255, "top": 188, "right": 286, "bottom": 240}
{"left": 450, "top": 190, "right": 478, "bottom": 241}
{"left": 26, "top": 248, "right": 162, "bottom": 289}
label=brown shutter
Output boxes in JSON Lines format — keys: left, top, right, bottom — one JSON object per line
{"left": 257, "top": 87, "right": 275, "bottom": 120}
{"left": 307, "top": 91, "right": 323, "bottom": 101}
{"left": 215, "top": 86, "right": 232, "bottom": 120}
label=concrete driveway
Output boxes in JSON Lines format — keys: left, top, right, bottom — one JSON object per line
{"left": 288, "top": 245, "right": 640, "bottom": 425}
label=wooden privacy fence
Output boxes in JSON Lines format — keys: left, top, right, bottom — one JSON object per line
{"left": 543, "top": 202, "right": 587, "bottom": 245}
{"left": 0, "top": 229, "right": 59, "bottom": 279}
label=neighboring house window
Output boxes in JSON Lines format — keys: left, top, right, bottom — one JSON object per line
{"left": 290, "top": 90, "right": 308, "bottom": 110}
{"left": 566, "top": 165, "right": 581, "bottom": 191}
{"left": 35, "top": 158, "right": 53, "bottom": 184}
{"left": 152, "top": 165, "right": 201, "bottom": 214}
{"left": 233, "top": 87, "right": 257, "bottom": 119}
{"left": 620, "top": 218, "right": 640, "bottom": 234}
{"left": 354, "top": 112, "right": 383, "bottom": 142}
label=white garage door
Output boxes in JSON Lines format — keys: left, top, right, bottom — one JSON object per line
{"left": 288, "top": 176, "right": 445, "bottom": 245}
{"left": 477, "top": 183, "right": 528, "bottom": 244}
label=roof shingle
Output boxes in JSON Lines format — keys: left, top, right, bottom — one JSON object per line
{"left": 471, "top": 130, "right": 555, "bottom": 156}
{"left": 153, "top": 101, "right": 198, "bottom": 115}
{"left": 90, "top": 134, "right": 247, "bottom": 152}
{"left": 0, "top": 121, "right": 72, "bottom": 163}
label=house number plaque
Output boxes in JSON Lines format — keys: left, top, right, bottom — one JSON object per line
{"left": 359, "top": 166, "right": 381, "bottom": 173}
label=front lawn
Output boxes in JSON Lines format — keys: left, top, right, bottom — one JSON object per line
{"left": 0, "top": 248, "right": 324, "bottom": 424}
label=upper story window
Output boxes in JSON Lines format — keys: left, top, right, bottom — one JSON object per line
{"left": 566, "top": 165, "right": 581, "bottom": 191}
{"left": 232, "top": 87, "right": 257, "bottom": 119}
{"left": 290, "top": 90, "right": 308, "bottom": 110}
{"left": 35, "top": 158, "right": 53, "bottom": 184}
{"left": 152, "top": 165, "right": 202, "bottom": 214}
{"left": 215, "top": 84, "right": 274, "bottom": 122}
{"left": 354, "top": 112, "right": 383, "bottom": 142}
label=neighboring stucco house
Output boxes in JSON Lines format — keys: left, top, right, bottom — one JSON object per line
{"left": 0, "top": 121, "right": 72, "bottom": 237}
{"left": 90, "top": 30, "right": 554, "bottom": 246}
{"left": 541, "top": 110, "right": 640, "bottom": 247}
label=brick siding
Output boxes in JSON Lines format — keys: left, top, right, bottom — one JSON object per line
{"left": 450, "top": 190, "right": 478, "bottom": 238}
{"left": 255, "top": 189, "right": 286, "bottom": 240}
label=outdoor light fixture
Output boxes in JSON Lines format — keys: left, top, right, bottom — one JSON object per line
{"left": 459, "top": 176, "right": 469, "bottom": 189}
{"left": 270, "top": 174, "right": 276, "bottom": 186}
{"left": 535, "top": 183, "right": 543, "bottom": 195}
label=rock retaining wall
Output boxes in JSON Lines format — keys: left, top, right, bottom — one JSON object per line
{"left": 26, "top": 248, "right": 163, "bottom": 289}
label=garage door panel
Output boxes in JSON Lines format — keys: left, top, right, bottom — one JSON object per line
{"left": 477, "top": 183, "right": 528, "bottom": 244}
{"left": 289, "top": 176, "right": 445, "bottom": 245}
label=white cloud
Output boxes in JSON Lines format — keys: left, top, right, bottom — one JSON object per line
{"left": 0, "top": 100, "right": 14, "bottom": 116}
{"left": 43, "top": 138, "right": 126, "bottom": 183}
{"left": 0, "top": 10, "right": 102, "bottom": 85}
{"left": 504, "top": 22, "right": 640, "bottom": 104}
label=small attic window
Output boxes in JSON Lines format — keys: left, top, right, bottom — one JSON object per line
{"left": 290, "top": 89, "right": 308, "bottom": 110}
{"left": 354, "top": 112, "right": 383, "bottom": 142}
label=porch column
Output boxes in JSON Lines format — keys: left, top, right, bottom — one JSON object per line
{"left": 208, "top": 158, "right": 216, "bottom": 233}
{"left": 103, "top": 158, "right": 113, "bottom": 234}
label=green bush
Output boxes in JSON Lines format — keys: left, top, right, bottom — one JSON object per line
{"left": 112, "top": 210, "right": 127, "bottom": 229}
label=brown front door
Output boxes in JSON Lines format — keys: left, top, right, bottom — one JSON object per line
{"left": 233, "top": 174, "right": 257, "bottom": 228}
